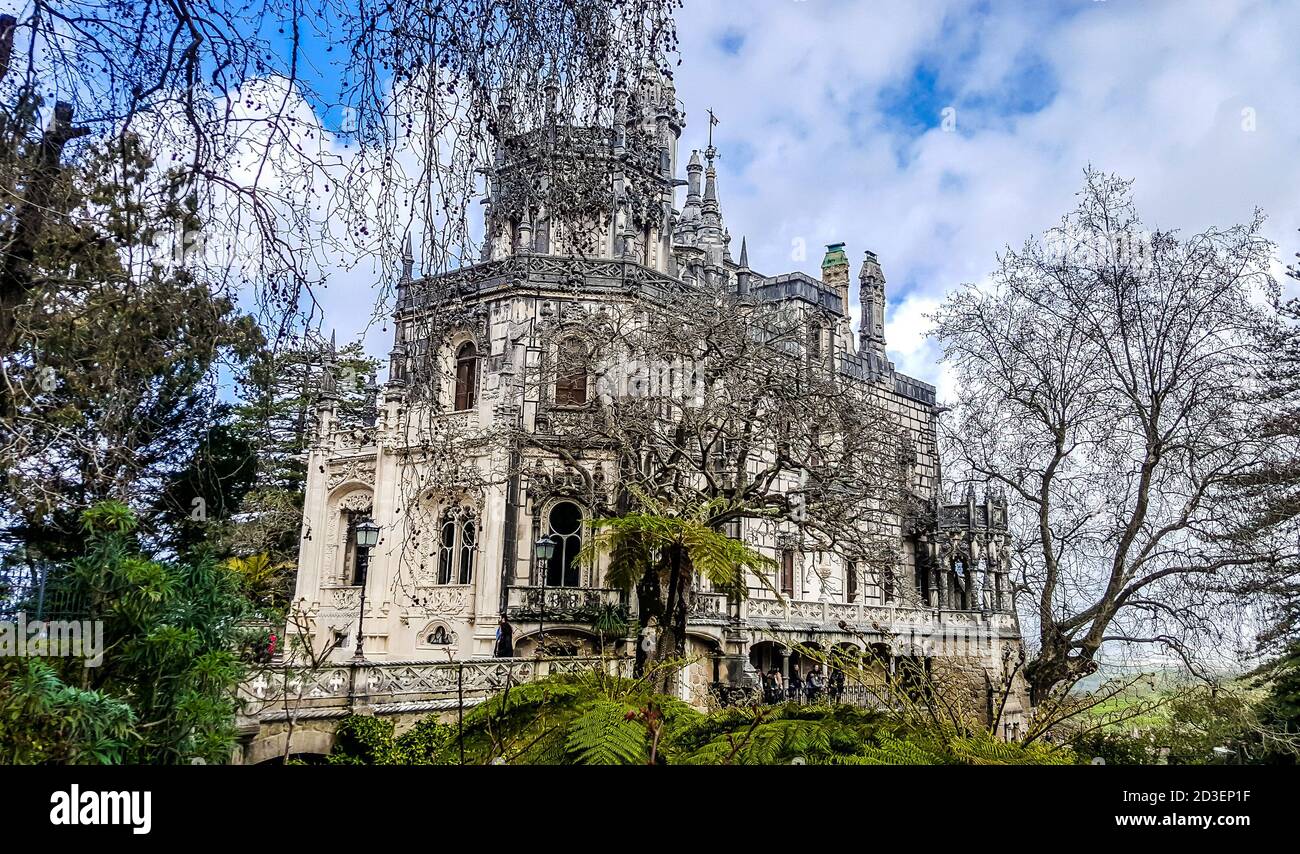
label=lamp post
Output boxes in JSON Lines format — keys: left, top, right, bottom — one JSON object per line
{"left": 351, "top": 519, "right": 381, "bottom": 662}
{"left": 533, "top": 534, "right": 557, "bottom": 659}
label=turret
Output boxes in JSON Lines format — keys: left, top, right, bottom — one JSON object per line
{"left": 821, "top": 242, "right": 849, "bottom": 309}
{"left": 859, "top": 250, "right": 888, "bottom": 360}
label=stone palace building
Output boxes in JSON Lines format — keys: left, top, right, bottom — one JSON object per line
{"left": 288, "top": 72, "right": 1026, "bottom": 728}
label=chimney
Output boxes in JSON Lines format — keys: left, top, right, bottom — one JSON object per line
{"left": 821, "top": 242, "right": 850, "bottom": 309}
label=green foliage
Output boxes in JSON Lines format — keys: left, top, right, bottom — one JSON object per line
{"left": 1070, "top": 680, "right": 1297, "bottom": 765}
{"left": 325, "top": 672, "right": 1073, "bottom": 766}
{"left": 0, "top": 659, "right": 135, "bottom": 764}
{"left": 224, "top": 553, "right": 295, "bottom": 612}
{"left": 1071, "top": 729, "right": 1157, "bottom": 766}
{"left": 1255, "top": 642, "right": 1300, "bottom": 737}
{"left": 585, "top": 496, "right": 775, "bottom": 595}
{"left": 0, "top": 502, "right": 257, "bottom": 764}
{"left": 1, "top": 133, "right": 264, "bottom": 560}
{"left": 153, "top": 416, "right": 259, "bottom": 558}
{"left": 565, "top": 700, "right": 650, "bottom": 765}
{"left": 390, "top": 717, "right": 457, "bottom": 765}
{"left": 329, "top": 715, "right": 398, "bottom": 765}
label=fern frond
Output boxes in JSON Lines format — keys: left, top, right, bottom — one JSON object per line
{"left": 565, "top": 701, "right": 648, "bottom": 765}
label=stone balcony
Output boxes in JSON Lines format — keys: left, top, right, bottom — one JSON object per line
{"left": 505, "top": 585, "right": 624, "bottom": 623}
{"left": 700, "top": 594, "right": 1018, "bottom": 639}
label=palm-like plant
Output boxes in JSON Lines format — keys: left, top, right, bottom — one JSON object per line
{"left": 224, "top": 553, "right": 293, "bottom": 610}
{"left": 580, "top": 494, "right": 776, "bottom": 690}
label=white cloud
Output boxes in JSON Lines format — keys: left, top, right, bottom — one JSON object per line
{"left": 668, "top": 0, "right": 1300, "bottom": 391}
{"left": 271, "top": 0, "right": 1299, "bottom": 394}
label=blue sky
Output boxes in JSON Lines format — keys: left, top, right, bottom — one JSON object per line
{"left": 282, "top": 0, "right": 1300, "bottom": 395}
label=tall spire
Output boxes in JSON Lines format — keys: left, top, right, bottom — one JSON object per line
{"left": 736, "top": 236, "right": 752, "bottom": 297}
{"left": 702, "top": 149, "right": 719, "bottom": 211}
{"left": 401, "top": 233, "right": 414, "bottom": 281}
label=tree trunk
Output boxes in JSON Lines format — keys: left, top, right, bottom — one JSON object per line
{"left": 1024, "top": 631, "right": 1097, "bottom": 706}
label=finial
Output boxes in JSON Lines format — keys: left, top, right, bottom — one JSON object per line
{"left": 318, "top": 332, "right": 338, "bottom": 401}
{"left": 738, "top": 236, "right": 749, "bottom": 269}
{"left": 401, "top": 233, "right": 414, "bottom": 281}
{"left": 516, "top": 211, "right": 534, "bottom": 253}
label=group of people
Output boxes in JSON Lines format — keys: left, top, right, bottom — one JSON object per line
{"left": 760, "top": 664, "right": 847, "bottom": 705}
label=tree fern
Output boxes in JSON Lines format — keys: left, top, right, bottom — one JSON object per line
{"left": 855, "top": 735, "right": 948, "bottom": 765}
{"left": 565, "top": 701, "right": 649, "bottom": 765}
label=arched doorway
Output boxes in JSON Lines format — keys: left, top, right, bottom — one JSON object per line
{"left": 512, "top": 627, "right": 596, "bottom": 659}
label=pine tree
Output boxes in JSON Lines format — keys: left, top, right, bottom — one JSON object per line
{"left": 226, "top": 338, "right": 379, "bottom": 565}
{"left": 1, "top": 134, "right": 263, "bottom": 564}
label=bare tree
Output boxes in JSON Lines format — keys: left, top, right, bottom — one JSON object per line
{"left": 0, "top": 0, "right": 681, "bottom": 563}
{"left": 934, "top": 169, "right": 1278, "bottom": 705}
{"left": 1220, "top": 227, "right": 1300, "bottom": 652}
{"left": 516, "top": 279, "right": 912, "bottom": 677}
{"left": 0, "top": 2, "right": 681, "bottom": 340}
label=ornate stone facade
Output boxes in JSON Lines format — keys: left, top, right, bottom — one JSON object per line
{"left": 289, "top": 73, "right": 1027, "bottom": 728}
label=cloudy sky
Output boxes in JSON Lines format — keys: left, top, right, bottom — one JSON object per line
{"left": 668, "top": 0, "right": 1300, "bottom": 393}
{"left": 307, "top": 0, "right": 1300, "bottom": 396}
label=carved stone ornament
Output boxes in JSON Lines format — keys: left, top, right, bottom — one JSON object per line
{"left": 338, "top": 491, "right": 374, "bottom": 514}
{"left": 328, "top": 458, "right": 377, "bottom": 490}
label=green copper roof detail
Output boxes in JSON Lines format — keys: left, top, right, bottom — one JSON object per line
{"left": 821, "top": 242, "right": 848, "bottom": 269}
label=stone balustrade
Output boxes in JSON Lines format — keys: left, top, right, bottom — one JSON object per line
{"left": 505, "top": 585, "right": 623, "bottom": 623}
{"left": 241, "top": 655, "right": 629, "bottom": 721}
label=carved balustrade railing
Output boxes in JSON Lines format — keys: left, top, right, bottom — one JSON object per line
{"left": 396, "top": 253, "right": 686, "bottom": 314}
{"left": 685, "top": 591, "right": 730, "bottom": 623}
{"left": 240, "top": 655, "right": 631, "bottom": 718}
{"left": 736, "top": 597, "right": 1016, "bottom": 635}
{"left": 505, "top": 586, "right": 623, "bottom": 623}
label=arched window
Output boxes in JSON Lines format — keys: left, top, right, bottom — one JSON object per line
{"left": 454, "top": 342, "right": 478, "bottom": 411}
{"left": 554, "top": 337, "right": 587, "bottom": 405}
{"left": 436, "top": 507, "right": 477, "bottom": 584}
{"left": 344, "top": 510, "right": 372, "bottom": 585}
{"left": 545, "top": 501, "right": 583, "bottom": 588}
{"left": 459, "top": 515, "right": 476, "bottom": 584}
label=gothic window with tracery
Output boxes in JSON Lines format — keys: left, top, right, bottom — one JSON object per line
{"left": 336, "top": 490, "right": 374, "bottom": 585}
{"left": 545, "top": 501, "right": 583, "bottom": 588}
{"left": 436, "top": 506, "right": 478, "bottom": 585}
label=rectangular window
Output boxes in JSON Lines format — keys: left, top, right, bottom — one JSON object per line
{"left": 555, "top": 370, "right": 586, "bottom": 405}
{"left": 780, "top": 549, "right": 795, "bottom": 596}
{"left": 846, "top": 562, "right": 858, "bottom": 603}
